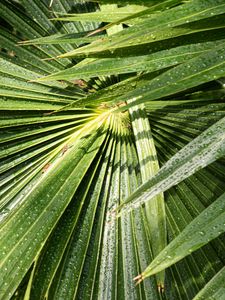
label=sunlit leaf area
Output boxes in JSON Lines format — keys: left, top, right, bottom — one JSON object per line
{"left": 0, "top": 0, "right": 225, "bottom": 299}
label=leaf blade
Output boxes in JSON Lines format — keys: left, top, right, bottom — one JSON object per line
{"left": 117, "top": 115, "right": 225, "bottom": 215}
{"left": 139, "top": 191, "right": 225, "bottom": 280}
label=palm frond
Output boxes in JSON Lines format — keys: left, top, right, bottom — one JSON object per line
{"left": 0, "top": 0, "right": 225, "bottom": 299}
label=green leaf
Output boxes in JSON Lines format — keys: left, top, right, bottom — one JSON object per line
{"left": 84, "top": 0, "right": 179, "bottom": 6}
{"left": 117, "top": 44, "right": 225, "bottom": 109}
{"left": 129, "top": 103, "right": 166, "bottom": 289}
{"left": 1, "top": 0, "right": 225, "bottom": 299}
{"left": 18, "top": 33, "right": 98, "bottom": 46}
{"left": 92, "top": 0, "right": 184, "bottom": 33}
{"left": 136, "top": 192, "right": 225, "bottom": 281}
{"left": 48, "top": 43, "right": 225, "bottom": 114}
{"left": 51, "top": 5, "right": 146, "bottom": 23}
{"left": 31, "top": 134, "right": 111, "bottom": 300}
{"left": 117, "top": 115, "right": 225, "bottom": 215}
{"left": 193, "top": 267, "right": 225, "bottom": 300}
{"left": 76, "top": 138, "right": 116, "bottom": 300}
{"left": 52, "top": 0, "right": 182, "bottom": 31}
{"left": 54, "top": 0, "right": 225, "bottom": 58}
{"left": 34, "top": 40, "right": 225, "bottom": 81}
{"left": 0, "top": 126, "right": 107, "bottom": 299}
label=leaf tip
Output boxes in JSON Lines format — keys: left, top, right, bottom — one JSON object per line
{"left": 134, "top": 274, "right": 144, "bottom": 285}
{"left": 86, "top": 28, "right": 103, "bottom": 37}
{"left": 43, "top": 111, "right": 54, "bottom": 116}
{"left": 41, "top": 57, "right": 57, "bottom": 61}
{"left": 158, "top": 283, "right": 165, "bottom": 294}
{"left": 17, "top": 40, "right": 28, "bottom": 46}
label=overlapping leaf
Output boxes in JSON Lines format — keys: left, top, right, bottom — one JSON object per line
{"left": 117, "top": 116, "right": 225, "bottom": 215}
{"left": 134, "top": 191, "right": 225, "bottom": 281}
{"left": 193, "top": 267, "right": 225, "bottom": 300}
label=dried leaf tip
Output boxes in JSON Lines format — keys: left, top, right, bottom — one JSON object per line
{"left": 133, "top": 274, "right": 144, "bottom": 285}
{"left": 28, "top": 79, "right": 39, "bottom": 83}
{"left": 41, "top": 57, "right": 57, "bottom": 61}
{"left": 86, "top": 28, "right": 103, "bottom": 37}
{"left": 43, "top": 111, "right": 54, "bottom": 116}
{"left": 158, "top": 283, "right": 165, "bottom": 294}
{"left": 109, "top": 208, "right": 117, "bottom": 217}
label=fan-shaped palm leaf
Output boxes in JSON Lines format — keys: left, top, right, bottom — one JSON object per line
{"left": 0, "top": 1, "right": 225, "bottom": 299}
